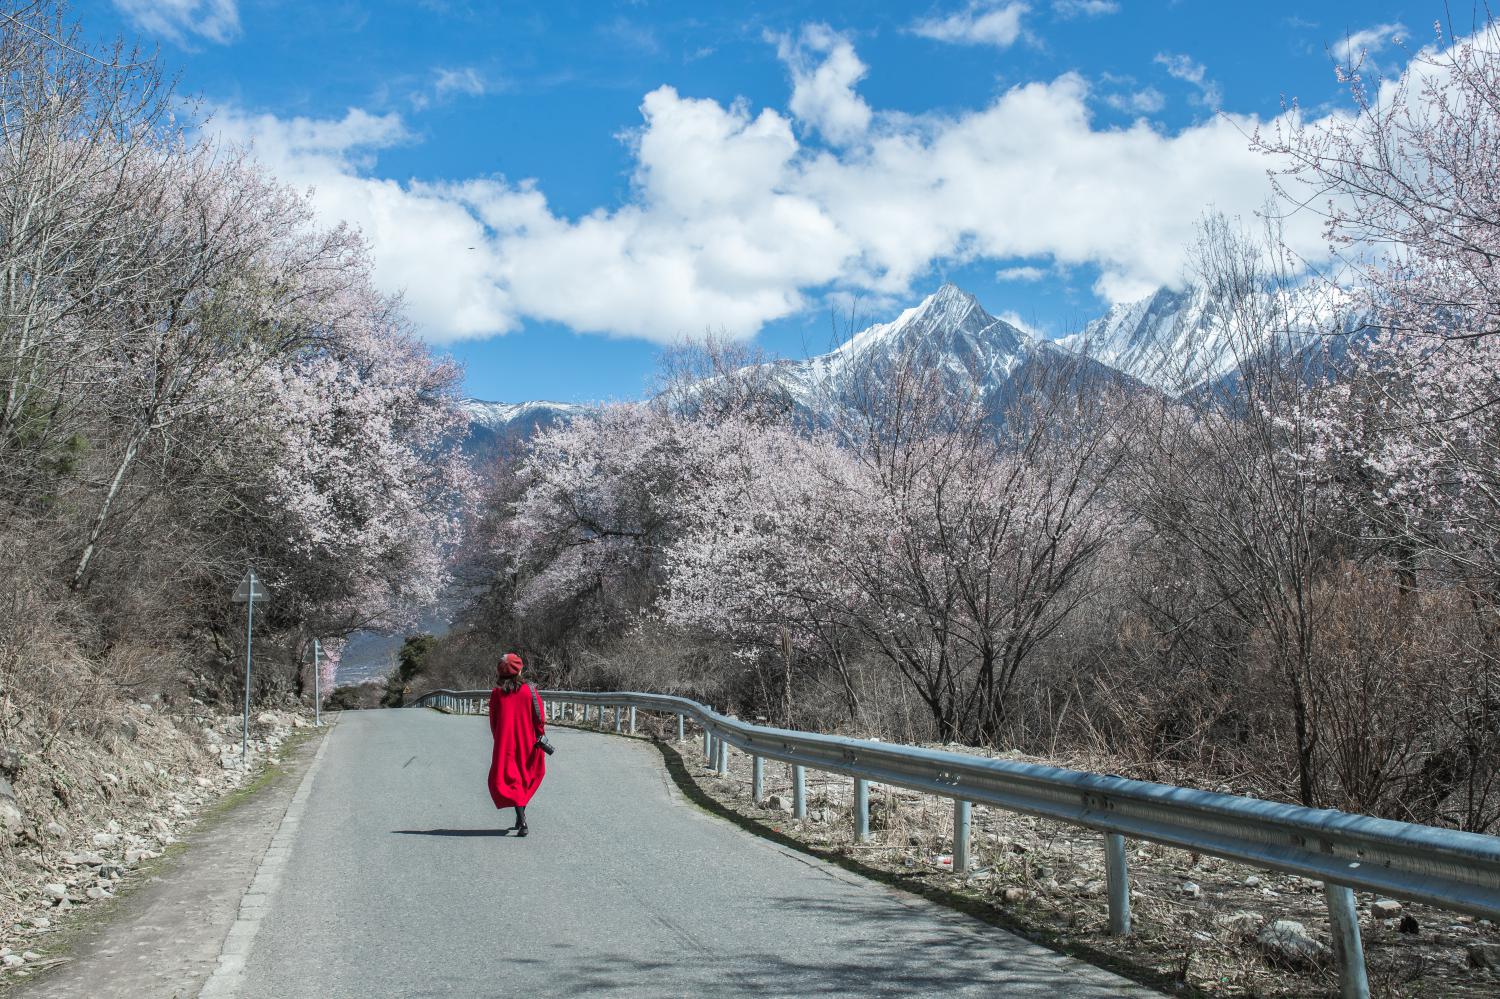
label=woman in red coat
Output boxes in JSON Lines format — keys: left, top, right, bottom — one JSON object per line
{"left": 487, "top": 653, "right": 546, "bottom": 836}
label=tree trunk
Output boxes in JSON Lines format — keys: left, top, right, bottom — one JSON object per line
{"left": 1289, "top": 665, "right": 1319, "bottom": 807}
{"left": 70, "top": 430, "right": 145, "bottom": 591}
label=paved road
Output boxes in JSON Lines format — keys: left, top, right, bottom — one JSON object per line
{"left": 237, "top": 710, "right": 1155, "bottom": 998}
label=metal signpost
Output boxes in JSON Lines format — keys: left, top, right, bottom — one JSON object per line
{"left": 231, "top": 570, "right": 268, "bottom": 762}
{"left": 312, "top": 637, "right": 322, "bottom": 727}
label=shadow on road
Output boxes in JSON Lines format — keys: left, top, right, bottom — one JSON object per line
{"left": 517, "top": 916, "right": 1131, "bottom": 998}
{"left": 392, "top": 828, "right": 518, "bottom": 838}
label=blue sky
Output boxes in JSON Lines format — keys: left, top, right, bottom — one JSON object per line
{"left": 89, "top": 1, "right": 1432, "bottom": 403}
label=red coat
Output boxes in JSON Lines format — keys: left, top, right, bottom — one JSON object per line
{"left": 487, "top": 684, "right": 546, "bottom": 808}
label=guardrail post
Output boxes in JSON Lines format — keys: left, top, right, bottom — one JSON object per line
{"left": 854, "top": 778, "right": 870, "bottom": 842}
{"left": 614, "top": 705, "right": 623, "bottom": 733}
{"left": 752, "top": 755, "right": 764, "bottom": 803}
{"left": 676, "top": 713, "right": 684, "bottom": 742}
{"left": 1105, "top": 832, "right": 1130, "bottom": 936}
{"left": 954, "top": 800, "right": 971, "bottom": 873}
{"left": 628, "top": 706, "right": 636, "bottom": 734}
{"left": 1325, "top": 883, "right": 1370, "bottom": 999}
{"left": 716, "top": 736, "right": 729, "bottom": 776}
{"left": 793, "top": 765, "right": 806, "bottom": 819}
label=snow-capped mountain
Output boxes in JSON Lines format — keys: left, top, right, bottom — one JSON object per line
{"left": 462, "top": 399, "right": 588, "bottom": 433}
{"left": 1059, "top": 287, "right": 1229, "bottom": 394}
{"left": 754, "top": 283, "right": 1130, "bottom": 422}
{"left": 1060, "top": 282, "right": 1365, "bottom": 395}
{"left": 457, "top": 279, "right": 1368, "bottom": 456}
{"left": 459, "top": 399, "right": 586, "bottom": 461}
{"left": 783, "top": 282, "right": 1034, "bottom": 401}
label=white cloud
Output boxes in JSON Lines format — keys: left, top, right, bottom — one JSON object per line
{"left": 210, "top": 107, "right": 516, "bottom": 341}
{"left": 1053, "top": 0, "right": 1119, "bottom": 18}
{"left": 1332, "top": 23, "right": 1406, "bottom": 65}
{"left": 211, "top": 34, "right": 1339, "bottom": 345}
{"left": 112, "top": 0, "right": 239, "bottom": 45}
{"left": 997, "top": 310, "right": 1043, "bottom": 337}
{"left": 1155, "top": 52, "right": 1222, "bottom": 108}
{"left": 996, "top": 265, "right": 1046, "bottom": 281}
{"left": 434, "top": 67, "right": 487, "bottom": 99}
{"left": 912, "top": 2, "right": 1029, "bottom": 49}
{"left": 411, "top": 68, "right": 489, "bottom": 111}
{"left": 1104, "top": 86, "right": 1165, "bottom": 114}
{"left": 775, "top": 25, "right": 872, "bottom": 145}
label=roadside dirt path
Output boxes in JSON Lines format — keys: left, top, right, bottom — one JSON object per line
{"left": 11, "top": 724, "right": 332, "bottom": 999}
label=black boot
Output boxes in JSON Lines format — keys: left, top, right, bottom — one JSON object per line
{"left": 515, "top": 805, "right": 528, "bottom": 837}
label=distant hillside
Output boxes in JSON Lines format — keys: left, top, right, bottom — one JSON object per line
{"left": 459, "top": 399, "right": 589, "bottom": 464}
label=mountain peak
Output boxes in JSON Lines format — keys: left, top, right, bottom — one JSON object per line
{"left": 915, "top": 282, "right": 984, "bottom": 322}
{"left": 928, "top": 281, "right": 976, "bottom": 305}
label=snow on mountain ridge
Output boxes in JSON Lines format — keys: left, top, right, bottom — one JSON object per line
{"left": 1061, "top": 281, "right": 1363, "bottom": 394}
{"left": 461, "top": 399, "right": 589, "bottom": 431}
{"left": 459, "top": 278, "right": 1366, "bottom": 442}
{"left": 785, "top": 283, "right": 1036, "bottom": 394}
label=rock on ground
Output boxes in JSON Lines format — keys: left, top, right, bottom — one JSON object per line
{"left": 1257, "top": 919, "right": 1331, "bottom": 969}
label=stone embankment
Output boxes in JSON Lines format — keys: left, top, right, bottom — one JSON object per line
{"left": 0, "top": 704, "right": 311, "bottom": 984}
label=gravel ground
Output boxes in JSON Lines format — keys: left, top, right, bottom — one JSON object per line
{"left": 0, "top": 704, "right": 314, "bottom": 987}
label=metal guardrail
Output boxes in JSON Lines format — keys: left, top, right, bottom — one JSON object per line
{"left": 411, "top": 687, "right": 1500, "bottom": 998}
